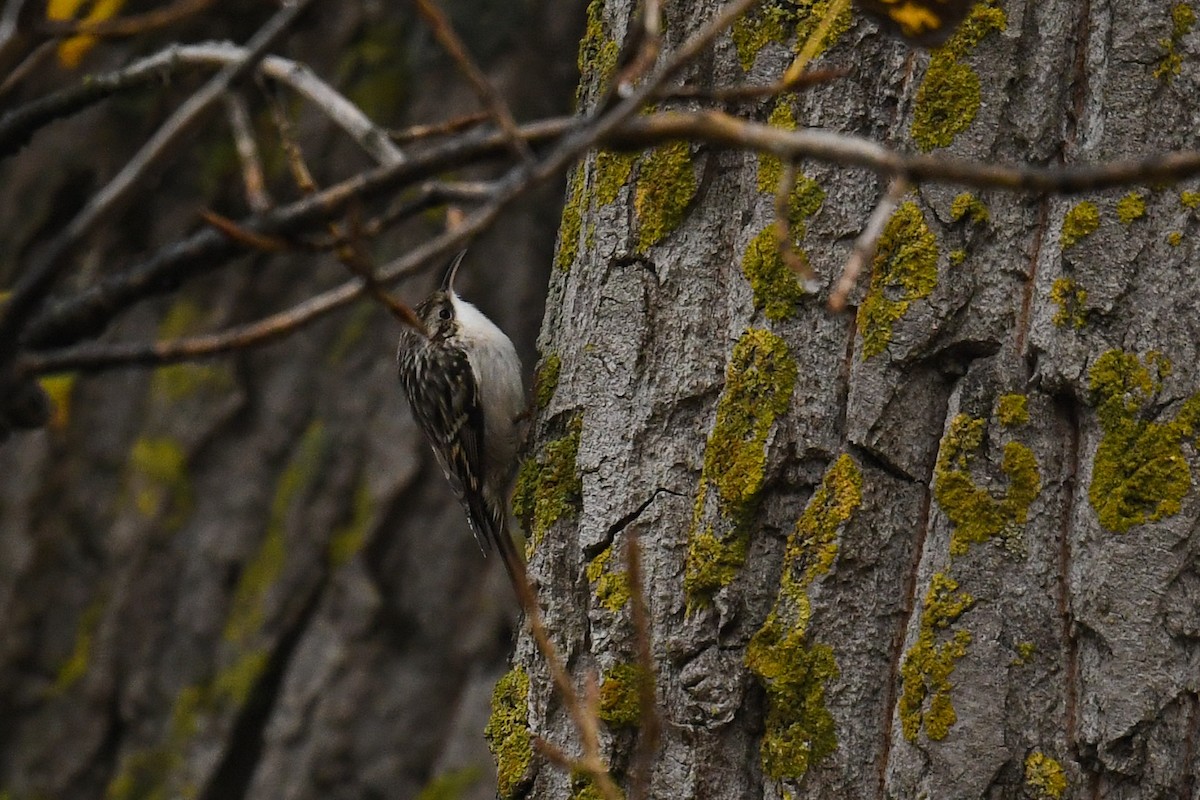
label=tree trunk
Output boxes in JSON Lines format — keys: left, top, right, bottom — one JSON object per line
{"left": 0, "top": 3, "right": 583, "bottom": 799}
{"left": 513, "top": 1, "right": 1200, "bottom": 798}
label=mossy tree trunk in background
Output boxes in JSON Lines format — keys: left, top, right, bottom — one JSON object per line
{"left": 0, "top": 3, "right": 584, "bottom": 799}
{"left": 513, "top": 1, "right": 1200, "bottom": 798}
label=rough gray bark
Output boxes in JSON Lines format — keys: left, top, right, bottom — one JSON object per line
{"left": 0, "top": 2, "right": 584, "bottom": 799}
{"left": 517, "top": 1, "right": 1200, "bottom": 799}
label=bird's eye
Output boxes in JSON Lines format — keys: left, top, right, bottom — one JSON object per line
{"left": 438, "top": 307, "right": 451, "bottom": 321}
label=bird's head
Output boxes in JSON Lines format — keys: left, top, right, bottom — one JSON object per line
{"left": 414, "top": 250, "right": 467, "bottom": 342}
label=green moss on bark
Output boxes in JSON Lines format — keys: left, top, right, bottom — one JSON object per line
{"left": 685, "top": 330, "right": 797, "bottom": 604}
{"left": 898, "top": 572, "right": 975, "bottom": 741}
{"left": 858, "top": 202, "right": 939, "bottom": 358}
{"left": 746, "top": 454, "right": 862, "bottom": 780}
{"left": 511, "top": 416, "right": 583, "bottom": 551}
{"left": 485, "top": 668, "right": 533, "bottom": 799}
{"left": 634, "top": 142, "right": 697, "bottom": 251}
{"left": 1025, "top": 751, "right": 1069, "bottom": 799}
{"left": 1088, "top": 350, "right": 1200, "bottom": 533}
{"left": 910, "top": 3, "right": 1006, "bottom": 151}
{"left": 1050, "top": 277, "right": 1087, "bottom": 328}
{"left": 598, "top": 663, "right": 645, "bottom": 728}
{"left": 225, "top": 420, "right": 327, "bottom": 644}
{"left": 1060, "top": 202, "right": 1099, "bottom": 249}
{"left": 934, "top": 414, "right": 1041, "bottom": 556}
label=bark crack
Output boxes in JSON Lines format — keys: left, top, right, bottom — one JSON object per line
{"left": 1014, "top": 198, "right": 1049, "bottom": 363}
{"left": 1055, "top": 396, "right": 1081, "bottom": 766}
{"left": 198, "top": 580, "right": 326, "bottom": 800}
{"left": 876, "top": 470, "right": 934, "bottom": 797}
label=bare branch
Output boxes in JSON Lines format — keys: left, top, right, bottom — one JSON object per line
{"left": 772, "top": 159, "right": 817, "bottom": 286}
{"left": 223, "top": 93, "right": 272, "bottom": 213}
{"left": 0, "top": 42, "right": 404, "bottom": 166}
{"left": 21, "top": 118, "right": 573, "bottom": 352}
{"left": 0, "top": 0, "right": 318, "bottom": 365}
{"left": 389, "top": 111, "right": 489, "bottom": 144}
{"left": 611, "top": 110, "right": 1200, "bottom": 191}
{"left": 412, "top": 0, "right": 533, "bottom": 164}
{"left": 830, "top": 175, "right": 910, "bottom": 312}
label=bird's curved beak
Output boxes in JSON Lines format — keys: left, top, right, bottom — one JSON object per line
{"left": 441, "top": 250, "right": 468, "bottom": 293}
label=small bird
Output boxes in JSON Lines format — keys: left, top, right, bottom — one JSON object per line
{"left": 396, "top": 251, "right": 527, "bottom": 585}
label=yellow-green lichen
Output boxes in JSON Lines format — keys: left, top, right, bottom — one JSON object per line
{"left": 1154, "top": 3, "right": 1196, "bottom": 81}
{"left": 898, "top": 572, "right": 975, "bottom": 741}
{"left": 950, "top": 192, "right": 989, "bottom": 224}
{"left": 52, "top": 597, "right": 105, "bottom": 693}
{"left": 39, "top": 373, "right": 77, "bottom": 431}
{"left": 634, "top": 142, "right": 697, "bottom": 251}
{"left": 1087, "top": 350, "right": 1200, "bottom": 533}
{"left": 731, "top": 1, "right": 852, "bottom": 71}
{"left": 105, "top": 745, "right": 182, "bottom": 800}
{"left": 511, "top": 416, "right": 583, "bottom": 551}
{"left": 576, "top": 0, "right": 619, "bottom": 103}
{"left": 1116, "top": 192, "right": 1146, "bottom": 225}
{"left": 327, "top": 478, "right": 373, "bottom": 567}
{"left": 996, "top": 394, "right": 1029, "bottom": 427}
{"left": 934, "top": 414, "right": 1041, "bottom": 556}
{"left": 1182, "top": 191, "right": 1200, "bottom": 209}
{"left": 1060, "top": 202, "right": 1099, "bottom": 249}
{"left": 742, "top": 227, "right": 807, "bottom": 322}
{"left": 598, "top": 663, "right": 645, "bottom": 728}
{"left": 1168, "top": 230, "right": 1184, "bottom": 246}
{"left": 557, "top": 165, "right": 586, "bottom": 272}
{"left": 684, "top": 330, "right": 797, "bottom": 603}
{"left": 225, "top": 420, "right": 327, "bottom": 644}
{"left": 415, "top": 768, "right": 483, "bottom": 800}
{"left": 1025, "top": 751, "right": 1068, "bottom": 799}
{"left": 586, "top": 543, "right": 631, "bottom": 612}
{"left": 910, "top": 3, "right": 1006, "bottom": 151}
{"left": 129, "top": 437, "right": 193, "bottom": 529}
{"left": 1050, "top": 277, "right": 1088, "bottom": 329}
{"left": 746, "top": 626, "right": 839, "bottom": 779}
{"left": 534, "top": 353, "right": 562, "bottom": 411}
{"left": 858, "top": 202, "right": 939, "bottom": 358}
{"left": 949, "top": 249, "right": 968, "bottom": 266}
{"left": 106, "top": 647, "right": 265, "bottom": 800}
{"left": 745, "top": 455, "right": 861, "bottom": 779}
{"left": 485, "top": 668, "right": 532, "bottom": 800}
{"left": 1011, "top": 640, "right": 1037, "bottom": 667}
{"left": 594, "top": 149, "right": 637, "bottom": 207}
{"left": 757, "top": 102, "right": 827, "bottom": 232}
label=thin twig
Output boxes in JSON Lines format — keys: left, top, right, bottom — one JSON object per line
{"left": 0, "top": 39, "right": 53, "bottom": 98}
{"left": 263, "top": 82, "right": 426, "bottom": 332}
{"left": 411, "top": 0, "right": 533, "bottom": 164}
{"left": 223, "top": 93, "right": 272, "bottom": 213}
{"left": 772, "top": 160, "right": 816, "bottom": 285}
{"left": 626, "top": 531, "right": 661, "bottom": 800}
{"left": 389, "top": 111, "right": 490, "bottom": 143}
{"left": 200, "top": 210, "right": 292, "bottom": 252}
{"left": 509, "top": 557, "right": 622, "bottom": 800}
{"left": 613, "top": 0, "right": 662, "bottom": 99}
{"left": 829, "top": 175, "right": 909, "bottom": 312}
{"left": 0, "top": 42, "right": 404, "bottom": 166}
{"left": 610, "top": 110, "right": 1200, "bottom": 191}
{"left": 0, "top": 0, "right": 317, "bottom": 364}
{"left": 21, "top": 118, "right": 574, "bottom": 352}
{"left": 663, "top": 67, "right": 848, "bottom": 103}
{"left": 780, "top": 0, "right": 852, "bottom": 86}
